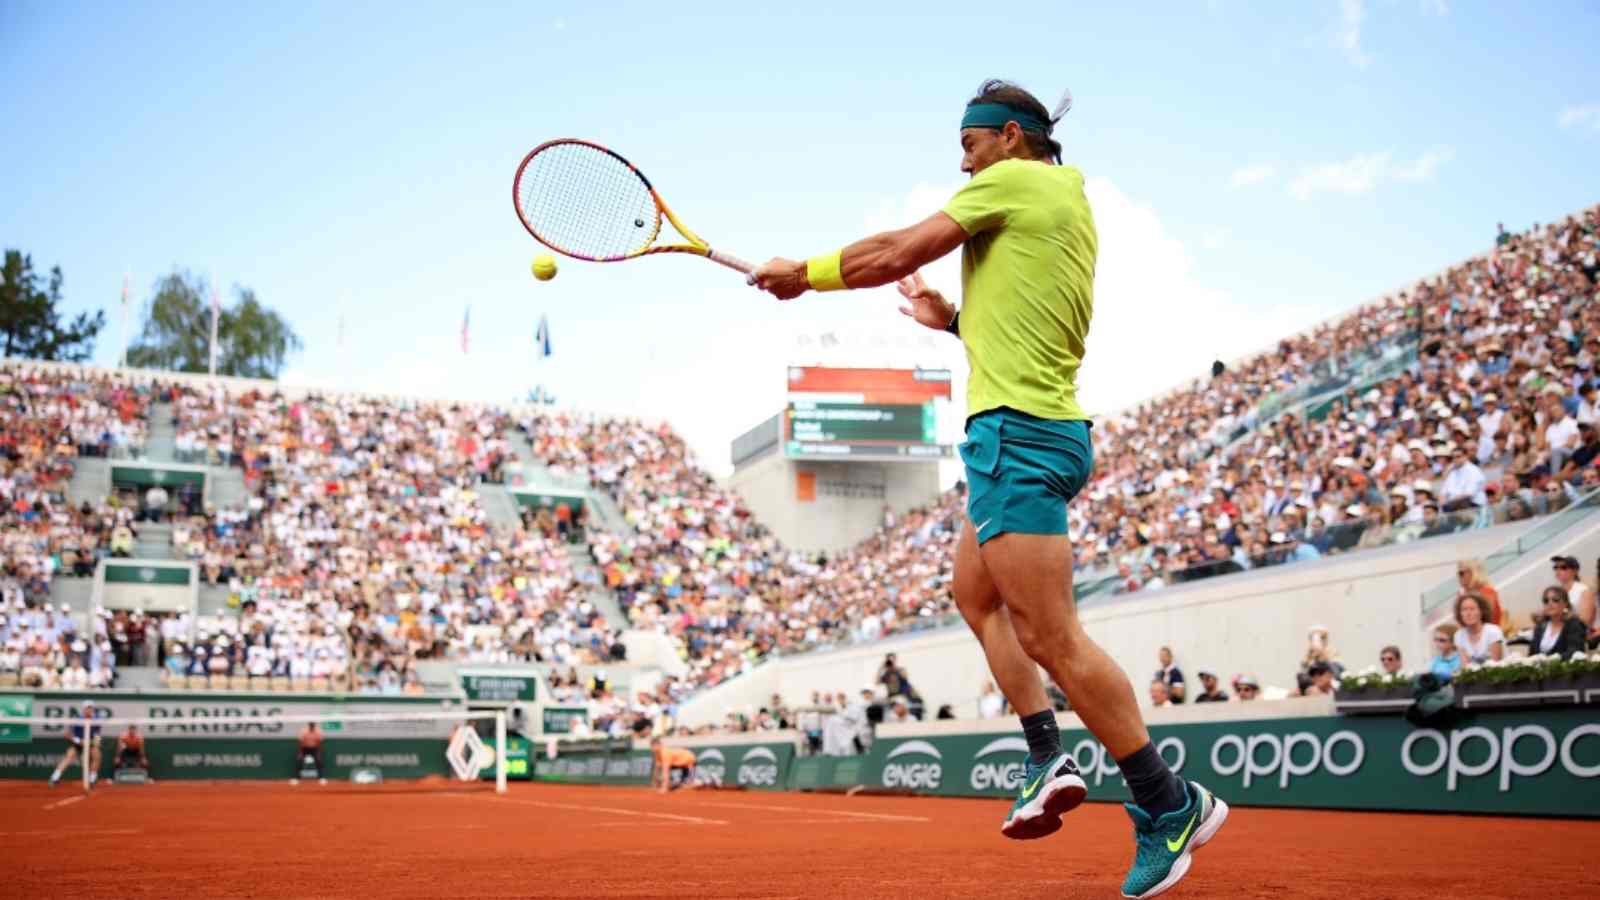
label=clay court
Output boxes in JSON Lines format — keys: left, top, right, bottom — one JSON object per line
{"left": 3, "top": 782, "right": 1595, "bottom": 900}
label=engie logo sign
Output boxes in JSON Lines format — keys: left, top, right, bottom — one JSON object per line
{"left": 969, "top": 737, "right": 1028, "bottom": 791}
{"left": 694, "top": 748, "right": 726, "bottom": 786}
{"left": 736, "top": 747, "right": 781, "bottom": 787}
{"left": 882, "top": 740, "right": 943, "bottom": 789}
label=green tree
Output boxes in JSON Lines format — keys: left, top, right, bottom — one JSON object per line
{"left": 126, "top": 270, "right": 303, "bottom": 379}
{"left": 0, "top": 249, "right": 105, "bottom": 361}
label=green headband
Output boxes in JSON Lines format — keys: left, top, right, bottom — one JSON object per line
{"left": 961, "top": 102, "right": 1049, "bottom": 134}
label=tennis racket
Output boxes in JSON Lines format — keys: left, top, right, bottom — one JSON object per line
{"left": 512, "top": 139, "right": 753, "bottom": 276}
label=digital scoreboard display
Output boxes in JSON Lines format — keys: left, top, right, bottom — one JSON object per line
{"left": 784, "top": 366, "right": 952, "bottom": 460}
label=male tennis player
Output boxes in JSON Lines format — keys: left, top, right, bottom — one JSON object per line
{"left": 751, "top": 80, "right": 1227, "bottom": 898}
{"left": 48, "top": 700, "right": 102, "bottom": 789}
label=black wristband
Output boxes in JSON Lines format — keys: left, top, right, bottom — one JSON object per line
{"left": 944, "top": 310, "right": 960, "bottom": 336}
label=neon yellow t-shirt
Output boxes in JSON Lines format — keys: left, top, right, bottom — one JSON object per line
{"left": 940, "top": 158, "right": 1097, "bottom": 422}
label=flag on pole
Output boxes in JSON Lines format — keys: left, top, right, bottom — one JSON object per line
{"left": 207, "top": 280, "right": 221, "bottom": 376}
{"left": 535, "top": 314, "right": 552, "bottom": 358}
{"left": 118, "top": 273, "right": 130, "bottom": 369}
{"left": 461, "top": 306, "right": 470, "bottom": 354}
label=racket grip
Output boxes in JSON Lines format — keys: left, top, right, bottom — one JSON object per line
{"left": 706, "top": 249, "right": 754, "bottom": 275}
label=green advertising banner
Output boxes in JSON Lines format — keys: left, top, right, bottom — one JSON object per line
{"left": 0, "top": 695, "right": 33, "bottom": 743}
{"left": 510, "top": 490, "right": 585, "bottom": 515}
{"left": 459, "top": 671, "right": 539, "bottom": 703}
{"left": 542, "top": 707, "right": 588, "bottom": 734}
{"left": 848, "top": 709, "right": 1599, "bottom": 817}
{"left": 688, "top": 740, "right": 796, "bottom": 791}
{"left": 533, "top": 743, "right": 652, "bottom": 785}
{"left": 479, "top": 733, "right": 533, "bottom": 781}
{"left": 111, "top": 465, "right": 206, "bottom": 488}
{"left": 103, "top": 565, "right": 193, "bottom": 586}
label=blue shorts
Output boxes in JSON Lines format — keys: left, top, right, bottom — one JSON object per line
{"left": 960, "top": 408, "right": 1093, "bottom": 545}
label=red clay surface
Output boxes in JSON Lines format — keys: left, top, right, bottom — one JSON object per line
{"left": 2, "top": 780, "right": 1596, "bottom": 899}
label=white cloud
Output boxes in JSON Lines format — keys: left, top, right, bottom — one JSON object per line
{"left": 1288, "top": 146, "right": 1452, "bottom": 200}
{"left": 1201, "top": 227, "right": 1231, "bottom": 250}
{"left": 1559, "top": 104, "right": 1600, "bottom": 132}
{"left": 1229, "top": 163, "right": 1277, "bottom": 189}
{"left": 1333, "top": 0, "right": 1371, "bottom": 68}
{"left": 1419, "top": 0, "right": 1448, "bottom": 15}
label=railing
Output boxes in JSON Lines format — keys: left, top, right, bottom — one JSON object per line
{"left": 1418, "top": 485, "right": 1600, "bottom": 618}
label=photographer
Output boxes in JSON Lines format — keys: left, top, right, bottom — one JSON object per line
{"left": 877, "top": 653, "right": 924, "bottom": 719}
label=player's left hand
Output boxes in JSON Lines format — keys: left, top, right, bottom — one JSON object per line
{"left": 749, "top": 258, "right": 809, "bottom": 300}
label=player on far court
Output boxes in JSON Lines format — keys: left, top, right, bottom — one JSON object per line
{"left": 650, "top": 737, "right": 698, "bottom": 793}
{"left": 48, "top": 700, "right": 102, "bottom": 789}
{"left": 751, "top": 80, "right": 1227, "bottom": 897}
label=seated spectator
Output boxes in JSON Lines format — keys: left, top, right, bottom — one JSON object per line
{"left": 1153, "top": 646, "right": 1186, "bottom": 704}
{"left": 1193, "top": 669, "right": 1228, "bottom": 702}
{"left": 936, "top": 704, "right": 955, "bottom": 720}
{"left": 1379, "top": 645, "right": 1403, "bottom": 676}
{"left": 977, "top": 680, "right": 1005, "bottom": 719}
{"left": 1234, "top": 674, "right": 1260, "bottom": 701}
{"left": 1148, "top": 680, "right": 1171, "bottom": 707}
{"left": 1300, "top": 625, "right": 1342, "bottom": 678}
{"left": 1440, "top": 446, "right": 1487, "bottom": 511}
{"left": 884, "top": 697, "right": 914, "bottom": 724}
{"left": 1549, "top": 557, "right": 1593, "bottom": 641}
{"left": 1453, "top": 593, "right": 1505, "bottom": 664}
{"left": 1455, "top": 559, "right": 1505, "bottom": 628}
{"left": 1302, "top": 662, "right": 1336, "bottom": 697}
{"left": 1532, "top": 587, "right": 1587, "bottom": 658}
{"left": 1427, "top": 627, "right": 1464, "bottom": 682}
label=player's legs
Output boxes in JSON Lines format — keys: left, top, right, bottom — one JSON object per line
{"left": 952, "top": 521, "right": 1050, "bottom": 716}
{"left": 979, "top": 532, "right": 1149, "bottom": 757}
{"left": 49, "top": 745, "right": 79, "bottom": 785}
{"left": 87, "top": 742, "right": 101, "bottom": 784}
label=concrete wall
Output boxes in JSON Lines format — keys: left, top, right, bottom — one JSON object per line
{"left": 676, "top": 517, "right": 1558, "bottom": 726}
{"left": 729, "top": 453, "right": 940, "bottom": 554}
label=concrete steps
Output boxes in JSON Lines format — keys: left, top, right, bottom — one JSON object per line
{"left": 145, "top": 401, "right": 177, "bottom": 462}
{"left": 477, "top": 483, "right": 523, "bottom": 530}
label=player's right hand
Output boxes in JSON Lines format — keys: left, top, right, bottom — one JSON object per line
{"left": 896, "top": 271, "right": 956, "bottom": 331}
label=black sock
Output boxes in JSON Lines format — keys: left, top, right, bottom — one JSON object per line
{"left": 1019, "top": 709, "right": 1062, "bottom": 766}
{"left": 1116, "top": 742, "right": 1187, "bottom": 818}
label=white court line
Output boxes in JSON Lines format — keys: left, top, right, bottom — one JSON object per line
{"left": 42, "top": 796, "right": 84, "bottom": 811}
{"left": 687, "top": 801, "right": 929, "bottom": 822}
{"left": 1, "top": 828, "right": 142, "bottom": 837}
{"left": 478, "top": 796, "right": 728, "bottom": 826}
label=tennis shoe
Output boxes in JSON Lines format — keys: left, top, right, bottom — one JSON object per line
{"left": 1000, "top": 751, "right": 1086, "bottom": 840}
{"left": 1120, "top": 780, "right": 1229, "bottom": 898}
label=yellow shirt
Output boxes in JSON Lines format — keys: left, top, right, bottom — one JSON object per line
{"left": 941, "top": 158, "right": 1097, "bottom": 422}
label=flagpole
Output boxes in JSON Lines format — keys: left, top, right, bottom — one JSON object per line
{"left": 208, "top": 277, "right": 220, "bottom": 377}
{"left": 119, "top": 272, "right": 129, "bottom": 369}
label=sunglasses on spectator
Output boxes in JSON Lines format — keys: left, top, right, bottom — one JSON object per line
{"left": 1433, "top": 637, "right": 1450, "bottom": 645}
{"left": 1380, "top": 654, "right": 1398, "bottom": 662}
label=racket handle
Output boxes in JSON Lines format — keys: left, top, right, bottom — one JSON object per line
{"left": 706, "top": 248, "right": 754, "bottom": 275}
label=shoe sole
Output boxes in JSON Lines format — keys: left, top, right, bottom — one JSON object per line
{"left": 1000, "top": 773, "right": 1088, "bottom": 840}
{"left": 1122, "top": 787, "right": 1230, "bottom": 899}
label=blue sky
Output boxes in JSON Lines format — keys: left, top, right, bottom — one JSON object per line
{"left": 3, "top": 1, "right": 1598, "bottom": 479}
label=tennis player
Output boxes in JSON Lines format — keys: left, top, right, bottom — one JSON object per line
{"left": 650, "top": 737, "right": 697, "bottom": 793}
{"left": 751, "top": 80, "right": 1227, "bottom": 898}
{"left": 48, "top": 700, "right": 102, "bottom": 789}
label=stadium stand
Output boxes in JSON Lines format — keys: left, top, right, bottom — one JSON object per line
{"left": 3, "top": 205, "right": 1597, "bottom": 729}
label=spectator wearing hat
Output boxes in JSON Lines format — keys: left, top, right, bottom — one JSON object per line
{"left": 1193, "top": 670, "right": 1228, "bottom": 703}
{"left": 1550, "top": 556, "right": 1593, "bottom": 637}
{"left": 1302, "top": 662, "right": 1336, "bottom": 697}
{"left": 1234, "top": 675, "right": 1260, "bottom": 702}
{"left": 1453, "top": 593, "right": 1505, "bottom": 664}
{"left": 1532, "top": 587, "right": 1587, "bottom": 658}
{"left": 884, "top": 696, "right": 914, "bottom": 724}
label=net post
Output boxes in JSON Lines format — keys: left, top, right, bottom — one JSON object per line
{"left": 494, "top": 712, "right": 508, "bottom": 794}
{"left": 82, "top": 732, "right": 91, "bottom": 794}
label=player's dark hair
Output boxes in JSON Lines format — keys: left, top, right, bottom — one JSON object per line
{"left": 968, "top": 79, "right": 1063, "bottom": 163}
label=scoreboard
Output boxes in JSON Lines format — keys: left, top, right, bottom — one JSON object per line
{"left": 784, "top": 366, "right": 952, "bottom": 460}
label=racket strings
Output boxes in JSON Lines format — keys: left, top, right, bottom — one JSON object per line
{"left": 517, "top": 143, "right": 659, "bottom": 260}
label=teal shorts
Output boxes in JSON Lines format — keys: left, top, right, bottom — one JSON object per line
{"left": 960, "top": 408, "right": 1093, "bottom": 545}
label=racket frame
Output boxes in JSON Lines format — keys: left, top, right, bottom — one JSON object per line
{"left": 512, "top": 138, "right": 752, "bottom": 274}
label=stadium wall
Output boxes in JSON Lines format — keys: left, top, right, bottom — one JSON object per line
{"left": 729, "top": 453, "right": 941, "bottom": 554}
{"left": 676, "top": 518, "right": 1545, "bottom": 725}
{"left": 541, "top": 699, "right": 1599, "bottom": 817}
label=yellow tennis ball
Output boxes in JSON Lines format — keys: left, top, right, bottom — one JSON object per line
{"left": 532, "top": 255, "right": 558, "bottom": 281}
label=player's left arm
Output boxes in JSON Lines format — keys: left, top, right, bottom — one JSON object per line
{"left": 750, "top": 212, "right": 968, "bottom": 301}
